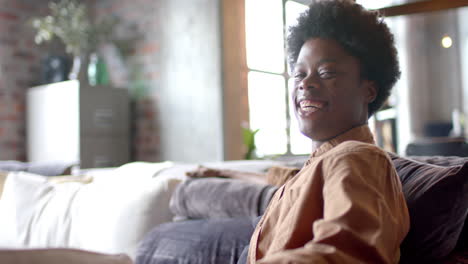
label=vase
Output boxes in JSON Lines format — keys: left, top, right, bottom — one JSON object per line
{"left": 88, "top": 52, "right": 110, "bottom": 86}
{"left": 68, "top": 56, "right": 81, "bottom": 80}
{"left": 68, "top": 54, "right": 90, "bottom": 87}
{"left": 41, "top": 55, "right": 69, "bottom": 84}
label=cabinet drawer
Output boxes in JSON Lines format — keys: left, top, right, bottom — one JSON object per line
{"left": 80, "top": 136, "right": 130, "bottom": 169}
{"left": 79, "top": 88, "right": 129, "bottom": 136}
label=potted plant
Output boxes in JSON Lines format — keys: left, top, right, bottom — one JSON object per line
{"left": 31, "top": 0, "right": 115, "bottom": 84}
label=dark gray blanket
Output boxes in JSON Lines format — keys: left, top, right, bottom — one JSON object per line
{"left": 169, "top": 178, "right": 277, "bottom": 220}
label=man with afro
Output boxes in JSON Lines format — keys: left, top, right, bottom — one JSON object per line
{"left": 245, "top": 0, "right": 409, "bottom": 263}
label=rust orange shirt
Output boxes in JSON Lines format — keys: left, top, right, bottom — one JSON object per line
{"left": 248, "top": 125, "right": 410, "bottom": 264}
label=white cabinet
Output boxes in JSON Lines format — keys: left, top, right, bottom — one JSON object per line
{"left": 27, "top": 80, "right": 130, "bottom": 168}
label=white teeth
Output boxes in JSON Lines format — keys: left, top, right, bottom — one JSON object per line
{"left": 299, "top": 100, "right": 323, "bottom": 109}
{"left": 301, "top": 107, "right": 319, "bottom": 113}
{"left": 300, "top": 101, "right": 311, "bottom": 107}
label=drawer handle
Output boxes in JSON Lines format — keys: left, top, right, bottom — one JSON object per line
{"left": 93, "top": 155, "right": 113, "bottom": 168}
{"left": 94, "top": 109, "right": 114, "bottom": 128}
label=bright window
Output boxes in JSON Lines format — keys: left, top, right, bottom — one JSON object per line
{"left": 245, "top": 0, "right": 308, "bottom": 157}
{"left": 248, "top": 72, "right": 287, "bottom": 156}
{"left": 245, "top": 0, "right": 284, "bottom": 74}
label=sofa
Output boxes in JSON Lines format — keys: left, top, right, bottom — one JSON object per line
{"left": 0, "top": 153, "right": 467, "bottom": 264}
{"left": 0, "top": 160, "right": 285, "bottom": 259}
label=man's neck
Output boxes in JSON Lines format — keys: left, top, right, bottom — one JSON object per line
{"left": 311, "top": 140, "right": 325, "bottom": 153}
{"left": 310, "top": 123, "right": 369, "bottom": 153}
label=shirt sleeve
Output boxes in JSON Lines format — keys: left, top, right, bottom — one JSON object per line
{"left": 257, "top": 150, "right": 408, "bottom": 264}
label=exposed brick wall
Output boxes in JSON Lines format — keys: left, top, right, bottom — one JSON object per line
{"left": 0, "top": 0, "right": 48, "bottom": 161}
{"left": 93, "top": 0, "right": 162, "bottom": 162}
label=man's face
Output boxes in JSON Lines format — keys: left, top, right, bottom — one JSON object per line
{"left": 292, "top": 38, "right": 376, "bottom": 141}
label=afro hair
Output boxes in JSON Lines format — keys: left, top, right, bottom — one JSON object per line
{"left": 287, "top": 0, "right": 400, "bottom": 117}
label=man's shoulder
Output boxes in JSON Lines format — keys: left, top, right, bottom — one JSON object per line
{"left": 317, "top": 141, "right": 396, "bottom": 184}
{"left": 324, "top": 140, "right": 390, "bottom": 164}
{"left": 334, "top": 140, "right": 387, "bottom": 155}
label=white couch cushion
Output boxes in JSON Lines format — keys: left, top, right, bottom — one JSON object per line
{"left": 0, "top": 162, "right": 180, "bottom": 259}
{"left": 0, "top": 172, "right": 18, "bottom": 248}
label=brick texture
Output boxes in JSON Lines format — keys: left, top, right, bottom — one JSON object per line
{"left": 0, "top": 0, "right": 48, "bottom": 161}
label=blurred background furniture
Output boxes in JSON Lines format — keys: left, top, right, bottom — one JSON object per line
{"left": 26, "top": 80, "right": 130, "bottom": 168}
{"left": 406, "top": 137, "right": 468, "bottom": 157}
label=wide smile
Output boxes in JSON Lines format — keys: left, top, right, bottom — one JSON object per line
{"left": 296, "top": 99, "right": 328, "bottom": 116}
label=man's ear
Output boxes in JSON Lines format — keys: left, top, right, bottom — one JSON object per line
{"left": 363, "top": 80, "right": 377, "bottom": 103}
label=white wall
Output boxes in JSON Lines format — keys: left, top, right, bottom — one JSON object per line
{"left": 156, "top": 0, "right": 224, "bottom": 162}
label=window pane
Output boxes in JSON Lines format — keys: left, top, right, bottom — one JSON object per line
{"left": 248, "top": 71, "right": 287, "bottom": 156}
{"left": 285, "top": 1, "right": 308, "bottom": 74}
{"left": 285, "top": 1, "right": 308, "bottom": 29}
{"left": 245, "top": 0, "right": 285, "bottom": 73}
{"left": 288, "top": 79, "right": 311, "bottom": 154}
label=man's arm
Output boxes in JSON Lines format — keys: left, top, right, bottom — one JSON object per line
{"left": 186, "top": 165, "right": 299, "bottom": 186}
{"left": 0, "top": 249, "right": 133, "bottom": 264}
{"left": 186, "top": 166, "right": 268, "bottom": 184}
{"left": 257, "top": 150, "right": 409, "bottom": 264}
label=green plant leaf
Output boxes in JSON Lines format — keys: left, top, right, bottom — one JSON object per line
{"left": 242, "top": 127, "right": 259, "bottom": 160}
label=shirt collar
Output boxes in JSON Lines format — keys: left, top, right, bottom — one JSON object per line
{"left": 306, "top": 124, "right": 375, "bottom": 163}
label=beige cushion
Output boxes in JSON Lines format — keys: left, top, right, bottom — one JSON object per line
{"left": 0, "top": 249, "right": 132, "bottom": 264}
{"left": 0, "top": 172, "right": 8, "bottom": 200}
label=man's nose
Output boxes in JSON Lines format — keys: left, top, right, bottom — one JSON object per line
{"left": 298, "top": 74, "right": 318, "bottom": 90}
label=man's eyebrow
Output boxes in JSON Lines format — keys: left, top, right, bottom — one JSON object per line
{"left": 317, "top": 58, "right": 338, "bottom": 65}
{"left": 295, "top": 58, "right": 338, "bottom": 67}
{"left": 294, "top": 58, "right": 339, "bottom": 71}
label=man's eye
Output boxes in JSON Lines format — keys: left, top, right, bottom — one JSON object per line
{"left": 293, "top": 73, "right": 305, "bottom": 80}
{"left": 319, "top": 71, "right": 336, "bottom": 79}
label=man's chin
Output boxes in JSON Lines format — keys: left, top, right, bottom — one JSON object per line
{"left": 300, "top": 125, "right": 341, "bottom": 142}
{"left": 300, "top": 128, "right": 326, "bottom": 142}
